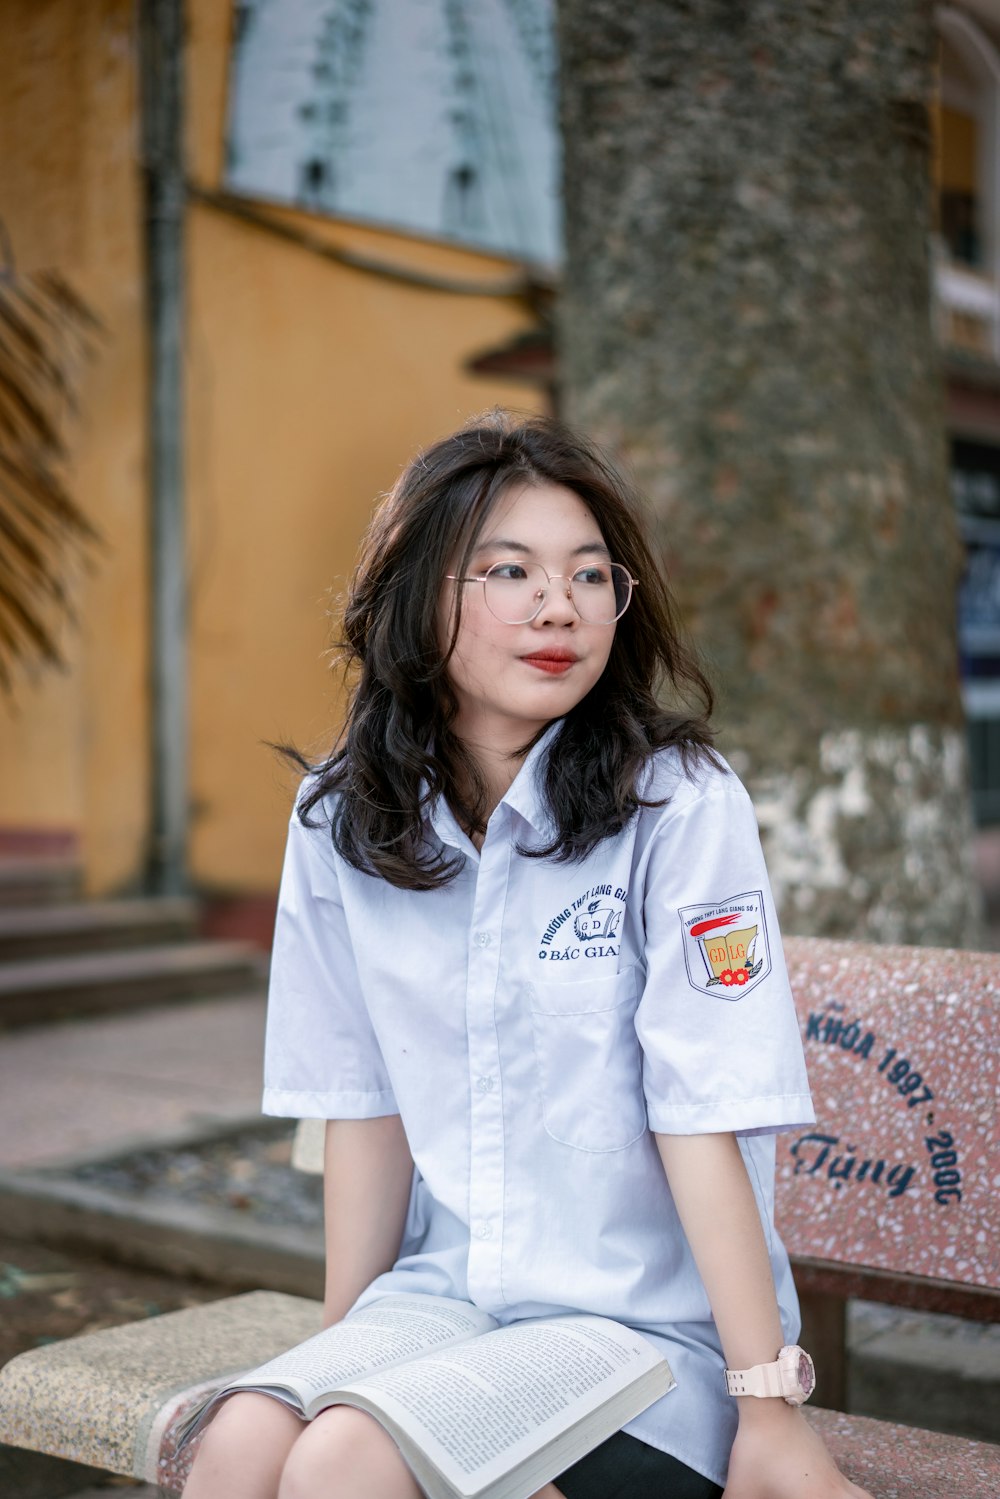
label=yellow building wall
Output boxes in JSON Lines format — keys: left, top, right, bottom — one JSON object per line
{"left": 0, "top": 0, "right": 546, "bottom": 896}
{"left": 185, "top": 0, "right": 547, "bottom": 892}
{"left": 0, "top": 0, "right": 149, "bottom": 893}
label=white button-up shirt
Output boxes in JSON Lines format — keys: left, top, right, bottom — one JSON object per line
{"left": 263, "top": 726, "right": 814, "bottom": 1486}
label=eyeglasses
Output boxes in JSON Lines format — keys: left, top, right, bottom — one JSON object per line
{"left": 445, "top": 560, "right": 636, "bottom": 625}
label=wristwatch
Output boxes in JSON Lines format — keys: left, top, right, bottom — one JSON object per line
{"left": 724, "top": 1345, "right": 816, "bottom": 1405}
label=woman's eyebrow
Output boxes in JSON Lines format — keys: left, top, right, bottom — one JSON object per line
{"left": 571, "top": 541, "right": 612, "bottom": 560}
{"left": 473, "top": 538, "right": 612, "bottom": 559}
{"left": 473, "top": 538, "right": 531, "bottom": 555}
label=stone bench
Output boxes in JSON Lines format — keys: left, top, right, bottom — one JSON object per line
{"left": 0, "top": 936, "right": 998, "bottom": 1496}
{"left": 779, "top": 937, "right": 999, "bottom": 1411}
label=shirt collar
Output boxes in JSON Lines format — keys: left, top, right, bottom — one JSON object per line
{"left": 499, "top": 719, "right": 561, "bottom": 838}
{"left": 426, "top": 719, "right": 562, "bottom": 852}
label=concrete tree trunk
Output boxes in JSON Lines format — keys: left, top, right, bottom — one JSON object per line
{"left": 557, "top": 0, "right": 981, "bottom": 945}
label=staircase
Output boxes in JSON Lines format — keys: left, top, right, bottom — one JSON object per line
{"left": 0, "top": 855, "right": 81, "bottom": 909}
{"left": 0, "top": 858, "right": 267, "bottom": 1028}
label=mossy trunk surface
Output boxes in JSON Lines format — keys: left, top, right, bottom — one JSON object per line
{"left": 557, "top": 0, "right": 981, "bottom": 944}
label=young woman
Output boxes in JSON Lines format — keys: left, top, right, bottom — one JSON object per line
{"left": 183, "top": 411, "right": 871, "bottom": 1499}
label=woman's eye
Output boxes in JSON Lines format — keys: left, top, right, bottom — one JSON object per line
{"left": 491, "top": 562, "right": 529, "bottom": 581}
{"left": 573, "top": 566, "right": 609, "bottom": 586}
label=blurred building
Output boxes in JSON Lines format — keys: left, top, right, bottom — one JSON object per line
{"left": 3, "top": 0, "right": 1000, "bottom": 933}
{"left": 937, "top": 4, "right": 1000, "bottom": 825}
{"left": 0, "top": 0, "right": 552, "bottom": 938}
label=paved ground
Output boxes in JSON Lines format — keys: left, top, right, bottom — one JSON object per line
{"left": 0, "top": 995, "right": 266, "bottom": 1169}
{"left": 0, "top": 994, "right": 266, "bottom": 1498}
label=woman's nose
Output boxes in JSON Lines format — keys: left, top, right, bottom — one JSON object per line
{"left": 533, "top": 576, "right": 577, "bottom": 625}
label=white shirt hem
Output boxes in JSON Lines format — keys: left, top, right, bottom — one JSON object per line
{"left": 646, "top": 1093, "right": 815, "bottom": 1136}
{"left": 262, "top": 1086, "right": 400, "bottom": 1119}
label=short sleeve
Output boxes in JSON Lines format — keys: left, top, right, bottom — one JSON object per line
{"left": 634, "top": 772, "right": 814, "bottom": 1137}
{"left": 261, "top": 798, "right": 399, "bottom": 1120}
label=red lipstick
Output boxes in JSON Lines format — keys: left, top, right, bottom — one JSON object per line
{"left": 520, "top": 649, "right": 578, "bottom": 675}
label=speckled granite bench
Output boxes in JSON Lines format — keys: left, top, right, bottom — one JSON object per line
{"left": 0, "top": 1290, "right": 320, "bottom": 1490}
{"left": 0, "top": 937, "right": 997, "bottom": 1496}
{"left": 779, "top": 938, "right": 999, "bottom": 1411}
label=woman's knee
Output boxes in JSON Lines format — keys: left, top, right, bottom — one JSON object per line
{"left": 278, "top": 1406, "right": 419, "bottom": 1499}
{"left": 184, "top": 1391, "right": 302, "bottom": 1492}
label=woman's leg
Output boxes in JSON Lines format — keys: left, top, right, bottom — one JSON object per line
{"left": 275, "top": 1406, "right": 567, "bottom": 1499}
{"left": 182, "top": 1391, "right": 303, "bottom": 1499}
{"left": 277, "top": 1407, "right": 422, "bottom": 1499}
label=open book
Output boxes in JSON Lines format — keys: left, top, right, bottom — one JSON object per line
{"left": 176, "top": 1292, "right": 674, "bottom": 1499}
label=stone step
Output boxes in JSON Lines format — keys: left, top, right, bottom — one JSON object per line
{"left": 0, "top": 858, "right": 82, "bottom": 908}
{"left": 847, "top": 1299, "right": 1000, "bottom": 1445}
{"left": 0, "top": 897, "right": 199, "bottom": 962}
{"left": 0, "top": 943, "right": 267, "bottom": 1028}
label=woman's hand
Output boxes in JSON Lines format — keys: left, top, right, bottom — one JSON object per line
{"left": 723, "top": 1402, "right": 873, "bottom": 1499}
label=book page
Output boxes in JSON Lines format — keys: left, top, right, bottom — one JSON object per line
{"left": 235, "top": 1295, "right": 498, "bottom": 1403}
{"left": 339, "top": 1314, "right": 671, "bottom": 1492}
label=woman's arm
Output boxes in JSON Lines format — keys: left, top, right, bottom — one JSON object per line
{"left": 322, "top": 1115, "right": 414, "bottom": 1326}
{"left": 655, "top": 1131, "right": 870, "bottom": 1499}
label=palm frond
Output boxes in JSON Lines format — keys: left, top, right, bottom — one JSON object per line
{"left": 0, "top": 262, "right": 105, "bottom": 691}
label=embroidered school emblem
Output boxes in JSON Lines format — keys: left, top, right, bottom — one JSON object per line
{"left": 572, "top": 899, "right": 622, "bottom": 943}
{"left": 537, "top": 883, "right": 629, "bottom": 961}
{"left": 678, "top": 891, "right": 771, "bottom": 1000}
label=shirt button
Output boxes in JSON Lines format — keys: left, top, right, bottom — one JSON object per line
{"left": 475, "top": 1075, "right": 496, "bottom": 1093}
{"left": 476, "top": 1222, "right": 493, "bottom": 1240}
{"left": 474, "top": 930, "right": 492, "bottom": 948}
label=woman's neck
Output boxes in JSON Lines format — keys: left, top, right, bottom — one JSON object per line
{"left": 448, "top": 717, "right": 551, "bottom": 847}
{"left": 460, "top": 737, "right": 522, "bottom": 838}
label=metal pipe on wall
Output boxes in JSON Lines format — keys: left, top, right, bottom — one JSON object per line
{"left": 139, "top": 0, "right": 188, "bottom": 895}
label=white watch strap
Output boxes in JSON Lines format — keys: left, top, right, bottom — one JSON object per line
{"left": 725, "top": 1360, "right": 782, "bottom": 1397}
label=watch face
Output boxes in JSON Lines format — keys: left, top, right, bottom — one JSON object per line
{"left": 797, "top": 1351, "right": 816, "bottom": 1397}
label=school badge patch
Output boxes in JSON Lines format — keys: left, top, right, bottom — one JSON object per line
{"left": 678, "top": 891, "right": 771, "bottom": 1000}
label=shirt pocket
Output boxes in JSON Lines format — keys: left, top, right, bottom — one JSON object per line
{"left": 527, "top": 966, "right": 647, "bottom": 1152}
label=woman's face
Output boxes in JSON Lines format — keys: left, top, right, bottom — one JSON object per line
{"left": 439, "top": 480, "right": 618, "bottom": 751}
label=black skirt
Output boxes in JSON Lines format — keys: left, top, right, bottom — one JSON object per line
{"left": 555, "top": 1431, "right": 724, "bottom": 1499}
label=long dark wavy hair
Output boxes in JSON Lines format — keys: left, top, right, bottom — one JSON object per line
{"left": 286, "top": 409, "right": 718, "bottom": 890}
